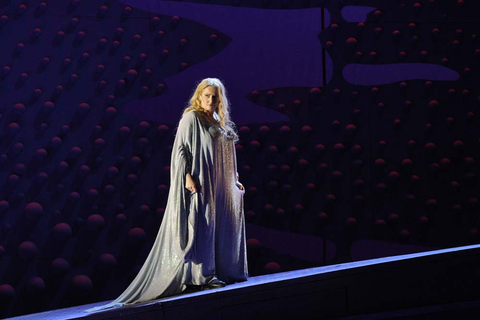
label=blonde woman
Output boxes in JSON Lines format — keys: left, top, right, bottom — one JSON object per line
{"left": 87, "top": 78, "right": 247, "bottom": 312}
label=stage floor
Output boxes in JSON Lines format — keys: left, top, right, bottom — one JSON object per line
{"left": 7, "top": 244, "right": 480, "bottom": 320}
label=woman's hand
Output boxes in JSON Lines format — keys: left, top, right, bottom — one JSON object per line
{"left": 236, "top": 172, "right": 245, "bottom": 192}
{"left": 236, "top": 181, "right": 245, "bottom": 191}
{"left": 185, "top": 173, "right": 197, "bottom": 193}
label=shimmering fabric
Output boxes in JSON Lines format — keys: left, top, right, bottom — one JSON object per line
{"left": 86, "top": 111, "right": 247, "bottom": 312}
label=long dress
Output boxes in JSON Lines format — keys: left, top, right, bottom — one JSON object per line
{"left": 86, "top": 110, "right": 248, "bottom": 312}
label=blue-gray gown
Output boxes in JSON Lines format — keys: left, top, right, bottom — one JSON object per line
{"left": 86, "top": 110, "right": 247, "bottom": 312}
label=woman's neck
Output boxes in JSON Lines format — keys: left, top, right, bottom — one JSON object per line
{"left": 204, "top": 110, "right": 216, "bottom": 123}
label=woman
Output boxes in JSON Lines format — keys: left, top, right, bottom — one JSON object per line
{"left": 86, "top": 78, "right": 247, "bottom": 312}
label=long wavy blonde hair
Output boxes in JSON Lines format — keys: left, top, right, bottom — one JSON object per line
{"left": 183, "top": 78, "right": 238, "bottom": 141}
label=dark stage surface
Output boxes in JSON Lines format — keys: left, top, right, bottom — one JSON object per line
{"left": 8, "top": 244, "right": 480, "bottom": 320}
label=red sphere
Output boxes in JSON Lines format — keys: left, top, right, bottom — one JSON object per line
{"left": 264, "top": 262, "right": 281, "bottom": 274}
{"left": 0, "top": 284, "right": 15, "bottom": 301}
{"left": 18, "top": 241, "right": 37, "bottom": 260}
{"left": 51, "top": 258, "right": 70, "bottom": 275}
{"left": 53, "top": 223, "right": 72, "bottom": 242}
{"left": 71, "top": 275, "right": 93, "bottom": 294}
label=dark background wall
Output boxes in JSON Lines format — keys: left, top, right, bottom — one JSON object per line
{"left": 0, "top": 0, "right": 479, "bottom": 317}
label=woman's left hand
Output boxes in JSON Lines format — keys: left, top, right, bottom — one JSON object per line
{"left": 236, "top": 181, "right": 245, "bottom": 191}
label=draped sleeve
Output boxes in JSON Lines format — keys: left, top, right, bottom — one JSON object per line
{"left": 169, "top": 111, "right": 199, "bottom": 257}
{"left": 84, "top": 112, "right": 201, "bottom": 312}
{"left": 171, "top": 112, "right": 195, "bottom": 185}
{"left": 231, "top": 139, "right": 241, "bottom": 186}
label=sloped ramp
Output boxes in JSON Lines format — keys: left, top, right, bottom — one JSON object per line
{"left": 9, "top": 244, "right": 480, "bottom": 320}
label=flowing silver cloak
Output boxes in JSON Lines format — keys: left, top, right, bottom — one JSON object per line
{"left": 86, "top": 111, "right": 247, "bottom": 312}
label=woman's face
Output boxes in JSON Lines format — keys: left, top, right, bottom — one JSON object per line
{"left": 199, "top": 86, "right": 218, "bottom": 115}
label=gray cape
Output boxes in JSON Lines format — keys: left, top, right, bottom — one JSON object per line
{"left": 86, "top": 110, "right": 247, "bottom": 312}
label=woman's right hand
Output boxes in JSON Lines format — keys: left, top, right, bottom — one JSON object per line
{"left": 185, "top": 173, "right": 197, "bottom": 193}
